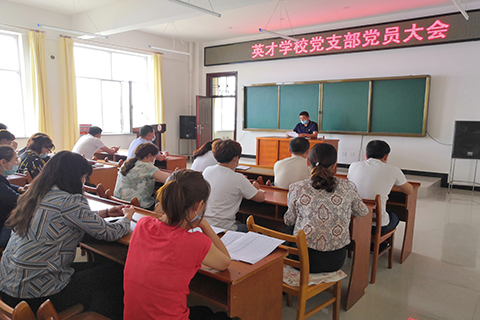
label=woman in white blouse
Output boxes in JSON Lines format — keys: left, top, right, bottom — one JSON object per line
{"left": 191, "top": 139, "right": 219, "bottom": 172}
{"left": 284, "top": 143, "right": 368, "bottom": 273}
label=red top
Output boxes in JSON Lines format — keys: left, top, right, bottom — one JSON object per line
{"left": 124, "top": 217, "right": 211, "bottom": 320}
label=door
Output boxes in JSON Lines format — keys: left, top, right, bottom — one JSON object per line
{"left": 196, "top": 95, "right": 213, "bottom": 149}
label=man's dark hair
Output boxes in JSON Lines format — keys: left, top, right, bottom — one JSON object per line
{"left": 289, "top": 137, "right": 310, "bottom": 155}
{"left": 212, "top": 139, "right": 242, "bottom": 163}
{"left": 139, "top": 125, "right": 154, "bottom": 137}
{"left": 366, "top": 140, "right": 391, "bottom": 159}
{"left": 299, "top": 111, "right": 309, "bottom": 117}
{"left": 0, "top": 123, "right": 7, "bottom": 130}
{"left": 88, "top": 126, "right": 102, "bottom": 136}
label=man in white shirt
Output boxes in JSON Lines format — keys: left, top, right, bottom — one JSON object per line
{"left": 203, "top": 139, "right": 265, "bottom": 232}
{"left": 127, "top": 125, "right": 167, "bottom": 160}
{"left": 72, "top": 126, "right": 119, "bottom": 159}
{"left": 347, "top": 140, "right": 413, "bottom": 237}
{"left": 273, "top": 137, "right": 310, "bottom": 189}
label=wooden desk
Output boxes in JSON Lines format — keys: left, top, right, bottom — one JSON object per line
{"left": 236, "top": 164, "right": 275, "bottom": 182}
{"left": 81, "top": 196, "right": 287, "bottom": 320}
{"left": 256, "top": 136, "right": 339, "bottom": 167}
{"left": 238, "top": 185, "right": 374, "bottom": 310}
{"left": 94, "top": 150, "right": 188, "bottom": 171}
{"left": 7, "top": 174, "right": 28, "bottom": 186}
{"left": 335, "top": 173, "right": 420, "bottom": 263}
{"left": 88, "top": 164, "right": 118, "bottom": 193}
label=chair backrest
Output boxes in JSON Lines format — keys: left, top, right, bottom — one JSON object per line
{"left": 36, "top": 300, "right": 59, "bottom": 320}
{"left": 83, "top": 183, "right": 107, "bottom": 198}
{"left": 372, "top": 194, "right": 383, "bottom": 238}
{"left": 108, "top": 195, "right": 140, "bottom": 207}
{"left": 0, "top": 300, "right": 36, "bottom": 320}
{"left": 247, "top": 215, "right": 310, "bottom": 287}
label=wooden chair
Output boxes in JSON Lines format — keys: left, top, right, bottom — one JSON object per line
{"left": 370, "top": 194, "right": 396, "bottom": 284}
{"left": 36, "top": 299, "right": 109, "bottom": 320}
{"left": 108, "top": 195, "right": 140, "bottom": 207}
{"left": 25, "top": 171, "right": 33, "bottom": 184}
{"left": 83, "top": 183, "right": 107, "bottom": 199}
{"left": 0, "top": 299, "right": 36, "bottom": 320}
{"left": 247, "top": 216, "right": 342, "bottom": 320}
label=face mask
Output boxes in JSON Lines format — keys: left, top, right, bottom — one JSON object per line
{"left": 39, "top": 153, "right": 48, "bottom": 159}
{"left": 2, "top": 161, "right": 18, "bottom": 176}
{"left": 190, "top": 204, "right": 206, "bottom": 224}
{"left": 301, "top": 120, "right": 308, "bottom": 125}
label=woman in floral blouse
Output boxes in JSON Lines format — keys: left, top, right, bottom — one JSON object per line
{"left": 17, "top": 133, "right": 54, "bottom": 179}
{"left": 114, "top": 143, "right": 170, "bottom": 210}
{"left": 284, "top": 143, "right": 369, "bottom": 273}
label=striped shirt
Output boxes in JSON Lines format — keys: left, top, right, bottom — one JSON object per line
{"left": 0, "top": 187, "right": 130, "bottom": 298}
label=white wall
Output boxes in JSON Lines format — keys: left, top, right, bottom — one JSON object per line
{"left": 0, "top": 1, "right": 191, "bottom": 155}
{"left": 200, "top": 25, "right": 480, "bottom": 182}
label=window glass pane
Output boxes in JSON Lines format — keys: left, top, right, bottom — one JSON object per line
{"left": 74, "top": 46, "right": 111, "bottom": 79}
{"left": 76, "top": 78, "right": 102, "bottom": 126}
{"left": 226, "top": 76, "right": 236, "bottom": 95}
{"left": 112, "top": 53, "right": 147, "bottom": 83}
{"left": 211, "top": 75, "right": 236, "bottom": 96}
{"left": 0, "top": 34, "right": 19, "bottom": 70}
{"left": 132, "top": 83, "right": 153, "bottom": 128}
{"left": 101, "top": 81, "right": 123, "bottom": 133}
{"left": 213, "top": 97, "right": 235, "bottom": 131}
{"left": 0, "top": 70, "right": 25, "bottom": 134}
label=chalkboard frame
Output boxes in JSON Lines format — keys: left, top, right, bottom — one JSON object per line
{"left": 242, "top": 75, "right": 430, "bottom": 137}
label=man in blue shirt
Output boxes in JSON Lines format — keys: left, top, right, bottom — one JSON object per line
{"left": 291, "top": 111, "right": 318, "bottom": 139}
{"left": 127, "top": 125, "right": 168, "bottom": 160}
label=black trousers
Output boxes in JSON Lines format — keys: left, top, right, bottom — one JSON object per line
{"left": 0, "top": 259, "right": 124, "bottom": 320}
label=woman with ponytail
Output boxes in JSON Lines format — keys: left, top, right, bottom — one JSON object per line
{"left": 124, "top": 169, "right": 231, "bottom": 320}
{"left": 284, "top": 143, "right": 369, "bottom": 273}
{"left": 114, "top": 143, "right": 170, "bottom": 210}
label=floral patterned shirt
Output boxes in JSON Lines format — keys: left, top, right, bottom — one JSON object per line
{"left": 114, "top": 161, "right": 158, "bottom": 208}
{"left": 284, "top": 177, "right": 368, "bottom": 252}
{"left": 18, "top": 150, "right": 46, "bottom": 179}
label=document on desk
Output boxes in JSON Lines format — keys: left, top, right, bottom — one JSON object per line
{"left": 287, "top": 131, "right": 298, "bottom": 138}
{"left": 224, "top": 231, "right": 284, "bottom": 264}
{"left": 189, "top": 226, "right": 227, "bottom": 234}
{"left": 130, "top": 212, "right": 149, "bottom": 231}
{"left": 235, "top": 165, "right": 251, "bottom": 170}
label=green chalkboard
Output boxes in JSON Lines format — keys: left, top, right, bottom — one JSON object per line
{"left": 371, "top": 78, "right": 427, "bottom": 134}
{"left": 279, "top": 84, "right": 319, "bottom": 130}
{"left": 244, "top": 86, "right": 278, "bottom": 129}
{"left": 243, "top": 75, "right": 429, "bottom": 136}
{"left": 322, "top": 82, "right": 370, "bottom": 132}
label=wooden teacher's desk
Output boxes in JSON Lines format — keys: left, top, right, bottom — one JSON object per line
{"left": 81, "top": 196, "right": 287, "bottom": 320}
{"left": 238, "top": 185, "right": 374, "bottom": 311}
{"left": 256, "top": 136, "right": 339, "bottom": 167}
{"left": 94, "top": 149, "right": 187, "bottom": 171}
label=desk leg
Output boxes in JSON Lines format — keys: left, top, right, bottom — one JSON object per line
{"left": 345, "top": 212, "right": 372, "bottom": 311}
{"left": 400, "top": 193, "right": 417, "bottom": 263}
{"left": 228, "top": 258, "right": 284, "bottom": 320}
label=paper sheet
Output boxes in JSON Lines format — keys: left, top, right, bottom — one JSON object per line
{"left": 221, "top": 231, "right": 246, "bottom": 247}
{"left": 225, "top": 232, "right": 284, "bottom": 264}
{"left": 287, "top": 131, "right": 298, "bottom": 137}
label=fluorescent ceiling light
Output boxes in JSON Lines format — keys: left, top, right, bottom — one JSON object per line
{"left": 451, "top": 0, "right": 469, "bottom": 20}
{"left": 166, "top": 0, "right": 221, "bottom": 18}
{"left": 37, "top": 24, "right": 108, "bottom": 39}
{"left": 149, "top": 45, "right": 192, "bottom": 56}
{"left": 259, "top": 28, "right": 299, "bottom": 42}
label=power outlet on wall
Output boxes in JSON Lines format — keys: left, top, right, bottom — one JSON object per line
{"left": 342, "top": 152, "right": 347, "bottom": 156}
{"left": 350, "top": 152, "right": 355, "bottom": 157}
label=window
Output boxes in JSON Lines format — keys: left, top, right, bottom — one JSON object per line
{"left": 207, "top": 73, "right": 237, "bottom": 139}
{"left": 74, "top": 45, "right": 153, "bottom": 134}
{"left": 0, "top": 31, "right": 32, "bottom": 137}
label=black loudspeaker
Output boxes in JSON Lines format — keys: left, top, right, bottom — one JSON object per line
{"left": 179, "top": 115, "right": 196, "bottom": 140}
{"left": 452, "top": 121, "right": 480, "bottom": 159}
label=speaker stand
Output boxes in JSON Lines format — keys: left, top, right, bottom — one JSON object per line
{"left": 448, "top": 158, "right": 480, "bottom": 193}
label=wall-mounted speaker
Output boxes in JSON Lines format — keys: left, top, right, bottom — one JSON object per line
{"left": 452, "top": 121, "right": 480, "bottom": 159}
{"left": 179, "top": 115, "right": 196, "bottom": 140}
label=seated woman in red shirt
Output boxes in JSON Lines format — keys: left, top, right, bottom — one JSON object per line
{"left": 123, "top": 169, "right": 231, "bottom": 320}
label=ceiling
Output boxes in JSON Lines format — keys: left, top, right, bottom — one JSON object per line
{"left": 7, "top": 0, "right": 480, "bottom": 43}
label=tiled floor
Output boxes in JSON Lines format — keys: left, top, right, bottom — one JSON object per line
{"left": 278, "top": 187, "right": 480, "bottom": 320}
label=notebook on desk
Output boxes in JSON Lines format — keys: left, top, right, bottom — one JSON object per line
{"left": 221, "top": 231, "right": 284, "bottom": 264}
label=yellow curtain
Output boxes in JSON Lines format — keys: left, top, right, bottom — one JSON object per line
{"left": 153, "top": 53, "right": 165, "bottom": 149}
{"left": 59, "top": 37, "right": 79, "bottom": 150}
{"left": 28, "top": 31, "right": 54, "bottom": 140}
